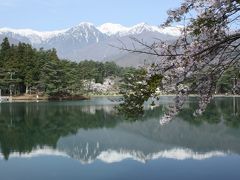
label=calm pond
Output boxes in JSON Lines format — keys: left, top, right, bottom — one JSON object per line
{"left": 0, "top": 97, "right": 240, "bottom": 180}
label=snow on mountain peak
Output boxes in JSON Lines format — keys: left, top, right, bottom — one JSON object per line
{"left": 97, "top": 22, "right": 182, "bottom": 37}
{"left": 131, "top": 22, "right": 151, "bottom": 29}
{"left": 39, "top": 29, "right": 68, "bottom": 40}
{"left": 64, "top": 22, "right": 105, "bottom": 43}
{"left": 68, "top": 22, "right": 99, "bottom": 35}
{"left": 78, "top": 22, "right": 95, "bottom": 28}
{"left": 127, "top": 22, "right": 156, "bottom": 34}
{"left": 158, "top": 26, "right": 182, "bottom": 36}
{"left": 97, "top": 23, "right": 129, "bottom": 36}
{"left": 0, "top": 22, "right": 182, "bottom": 45}
{"left": 0, "top": 27, "right": 68, "bottom": 43}
{"left": 127, "top": 23, "right": 182, "bottom": 36}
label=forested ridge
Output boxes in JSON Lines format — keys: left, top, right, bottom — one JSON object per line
{"left": 0, "top": 37, "right": 131, "bottom": 97}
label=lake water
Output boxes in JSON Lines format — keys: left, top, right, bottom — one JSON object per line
{"left": 0, "top": 97, "right": 240, "bottom": 180}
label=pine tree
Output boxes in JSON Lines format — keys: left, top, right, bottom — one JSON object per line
{"left": 0, "top": 37, "right": 11, "bottom": 67}
{"left": 40, "top": 60, "right": 64, "bottom": 96}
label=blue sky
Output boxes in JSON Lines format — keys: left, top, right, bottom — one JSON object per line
{"left": 0, "top": 0, "right": 182, "bottom": 31}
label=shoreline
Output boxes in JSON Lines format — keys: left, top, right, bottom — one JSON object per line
{"left": 159, "top": 94, "right": 240, "bottom": 97}
{"left": 90, "top": 94, "right": 122, "bottom": 97}
{"left": 1, "top": 94, "right": 239, "bottom": 103}
{"left": 1, "top": 94, "right": 90, "bottom": 102}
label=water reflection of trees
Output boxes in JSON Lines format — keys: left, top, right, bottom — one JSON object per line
{"left": 138, "top": 97, "right": 240, "bottom": 127}
{"left": 0, "top": 102, "right": 120, "bottom": 160}
{"left": 178, "top": 97, "right": 240, "bottom": 128}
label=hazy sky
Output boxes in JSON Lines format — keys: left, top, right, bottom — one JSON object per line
{"left": 0, "top": 0, "right": 182, "bottom": 31}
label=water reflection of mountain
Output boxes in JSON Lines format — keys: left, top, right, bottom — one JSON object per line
{"left": 56, "top": 115, "right": 240, "bottom": 163}
{"left": 0, "top": 97, "right": 239, "bottom": 162}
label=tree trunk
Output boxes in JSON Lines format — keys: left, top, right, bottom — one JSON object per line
{"left": 26, "top": 85, "right": 29, "bottom": 94}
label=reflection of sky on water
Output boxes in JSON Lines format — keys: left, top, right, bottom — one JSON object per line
{"left": 80, "top": 105, "right": 115, "bottom": 114}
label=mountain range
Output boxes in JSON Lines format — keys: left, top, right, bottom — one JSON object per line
{"left": 0, "top": 22, "right": 181, "bottom": 66}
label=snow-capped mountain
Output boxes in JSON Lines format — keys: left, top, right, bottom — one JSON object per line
{"left": 97, "top": 23, "right": 130, "bottom": 36}
{"left": 40, "top": 22, "right": 108, "bottom": 58}
{"left": 0, "top": 22, "right": 181, "bottom": 44}
{"left": 55, "top": 22, "right": 106, "bottom": 43}
{"left": 97, "top": 22, "right": 181, "bottom": 37}
{"left": 0, "top": 27, "right": 67, "bottom": 44}
{"left": 0, "top": 22, "right": 181, "bottom": 66}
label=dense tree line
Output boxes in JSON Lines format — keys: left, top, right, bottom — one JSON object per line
{"left": 0, "top": 37, "right": 128, "bottom": 96}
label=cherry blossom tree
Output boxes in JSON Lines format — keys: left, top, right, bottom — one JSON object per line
{"left": 119, "top": 0, "right": 240, "bottom": 124}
